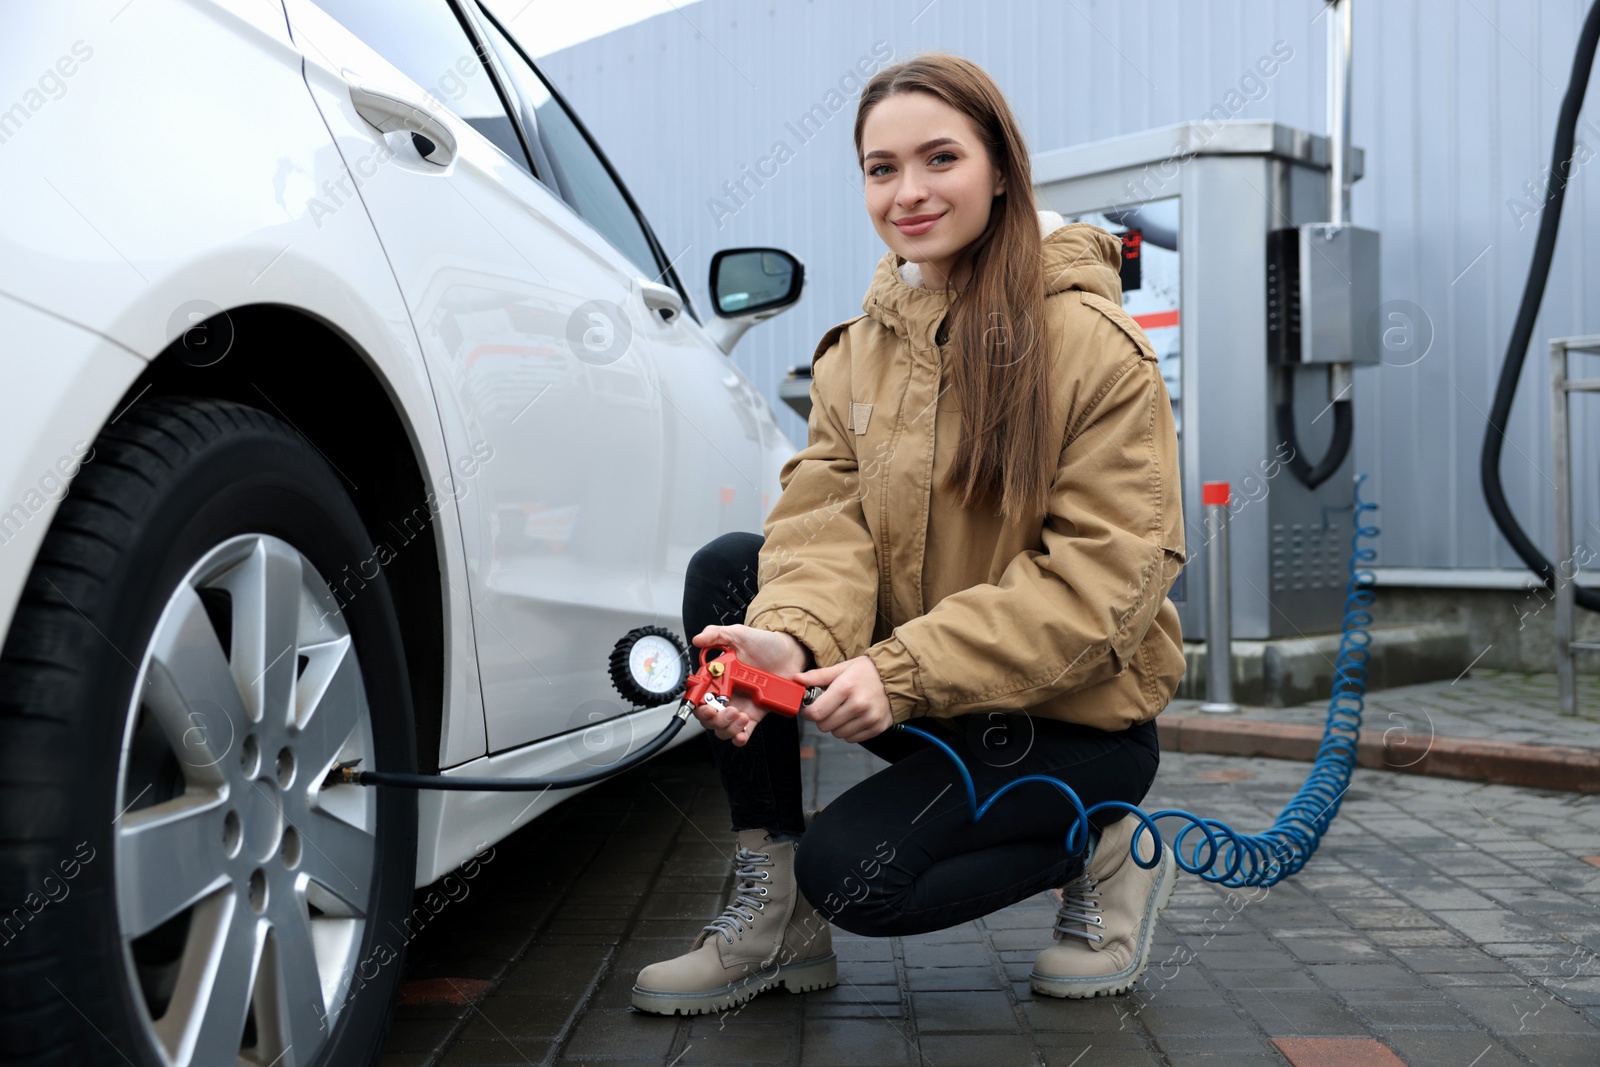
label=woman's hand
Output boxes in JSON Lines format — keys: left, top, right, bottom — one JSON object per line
{"left": 797, "top": 656, "right": 893, "bottom": 743}
{"left": 689, "top": 624, "right": 808, "bottom": 746}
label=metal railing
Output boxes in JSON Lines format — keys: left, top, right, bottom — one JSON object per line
{"left": 1549, "top": 334, "right": 1600, "bottom": 716}
{"left": 1201, "top": 481, "right": 1240, "bottom": 713}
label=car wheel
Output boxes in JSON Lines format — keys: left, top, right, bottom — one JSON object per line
{"left": 0, "top": 396, "right": 418, "bottom": 1067}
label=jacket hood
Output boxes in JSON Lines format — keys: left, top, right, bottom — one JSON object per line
{"left": 862, "top": 208, "right": 1125, "bottom": 351}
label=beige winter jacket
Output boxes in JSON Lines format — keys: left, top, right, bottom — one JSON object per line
{"left": 745, "top": 210, "right": 1187, "bottom": 732}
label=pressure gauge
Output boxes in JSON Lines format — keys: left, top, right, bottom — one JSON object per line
{"left": 608, "top": 625, "right": 691, "bottom": 707}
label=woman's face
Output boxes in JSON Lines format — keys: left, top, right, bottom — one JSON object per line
{"left": 861, "top": 91, "right": 1006, "bottom": 293}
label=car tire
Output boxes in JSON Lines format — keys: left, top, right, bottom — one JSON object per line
{"left": 0, "top": 396, "right": 419, "bottom": 1067}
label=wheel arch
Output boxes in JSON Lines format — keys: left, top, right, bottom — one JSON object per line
{"left": 114, "top": 303, "right": 448, "bottom": 774}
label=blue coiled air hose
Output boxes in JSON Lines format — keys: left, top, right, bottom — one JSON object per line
{"left": 896, "top": 474, "right": 1380, "bottom": 889}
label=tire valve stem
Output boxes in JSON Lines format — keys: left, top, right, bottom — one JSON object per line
{"left": 323, "top": 758, "right": 364, "bottom": 788}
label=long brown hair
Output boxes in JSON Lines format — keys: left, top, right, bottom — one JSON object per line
{"left": 854, "top": 52, "right": 1052, "bottom": 523}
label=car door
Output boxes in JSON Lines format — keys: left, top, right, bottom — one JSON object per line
{"left": 467, "top": 4, "right": 775, "bottom": 634}
{"left": 283, "top": 0, "right": 667, "bottom": 754}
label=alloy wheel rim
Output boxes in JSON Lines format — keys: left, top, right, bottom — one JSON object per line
{"left": 113, "top": 534, "right": 379, "bottom": 1067}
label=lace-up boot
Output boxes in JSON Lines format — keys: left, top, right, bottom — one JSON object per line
{"left": 631, "top": 828, "right": 836, "bottom": 1014}
{"left": 1030, "top": 814, "right": 1177, "bottom": 998}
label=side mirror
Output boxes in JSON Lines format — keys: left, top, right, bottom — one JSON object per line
{"left": 710, "top": 248, "right": 804, "bottom": 318}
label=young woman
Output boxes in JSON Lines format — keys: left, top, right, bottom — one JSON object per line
{"left": 631, "top": 51, "right": 1188, "bottom": 1016}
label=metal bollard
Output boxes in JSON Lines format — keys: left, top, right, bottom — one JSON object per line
{"left": 1200, "top": 481, "right": 1240, "bottom": 713}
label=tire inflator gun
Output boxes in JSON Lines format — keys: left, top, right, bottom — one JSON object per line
{"left": 323, "top": 631, "right": 822, "bottom": 792}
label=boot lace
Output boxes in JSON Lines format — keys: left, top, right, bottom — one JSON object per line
{"left": 702, "top": 845, "right": 774, "bottom": 945}
{"left": 1051, "top": 872, "right": 1105, "bottom": 943}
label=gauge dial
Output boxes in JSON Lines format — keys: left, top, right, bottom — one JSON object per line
{"left": 608, "top": 626, "right": 690, "bottom": 707}
{"left": 630, "top": 634, "right": 684, "bottom": 695}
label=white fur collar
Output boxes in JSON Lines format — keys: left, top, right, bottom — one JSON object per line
{"left": 897, "top": 209, "right": 1067, "bottom": 288}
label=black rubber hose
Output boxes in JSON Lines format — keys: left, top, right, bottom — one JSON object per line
{"left": 345, "top": 711, "right": 691, "bottom": 790}
{"left": 1481, "top": 0, "right": 1600, "bottom": 612}
{"left": 1275, "top": 366, "right": 1354, "bottom": 490}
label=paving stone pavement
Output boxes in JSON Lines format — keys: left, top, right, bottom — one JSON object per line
{"left": 381, "top": 713, "right": 1600, "bottom": 1067}
{"left": 1169, "top": 669, "right": 1600, "bottom": 751}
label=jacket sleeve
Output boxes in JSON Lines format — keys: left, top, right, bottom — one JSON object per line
{"left": 863, "top": 350, "right": 1186, "bottom": 723}
{"left": 744, "top": 321, "right": 879, "bottom": 670}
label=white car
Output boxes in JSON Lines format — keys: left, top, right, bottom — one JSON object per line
{"left": 0, "top": 2, "right": 801, "bottom": 1064}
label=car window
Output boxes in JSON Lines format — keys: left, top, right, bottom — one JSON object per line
{"left": 473, "top": 10, "right": 663, "bottom": 282}
{"left": 309, "top": 0, "right": 533, "bottom": 177}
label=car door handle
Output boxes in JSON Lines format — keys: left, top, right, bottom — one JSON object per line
{"left": 638, "top": 278, "right": 683, "bottom": 323}
{"left": 347, "top": 82, "right": 457, "bottom": 166}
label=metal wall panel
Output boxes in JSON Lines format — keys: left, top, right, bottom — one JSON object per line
{"left": 528, "top": 0, "right": 1599, "bottom": 574}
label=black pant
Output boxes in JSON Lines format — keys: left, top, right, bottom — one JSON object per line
{"left": 683, "top": 532, "right": 1161, "bottom": 938}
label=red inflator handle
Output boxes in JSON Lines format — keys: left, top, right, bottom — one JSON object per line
{"left": 683, "top": 646, "right": 809, "bottom": 717}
